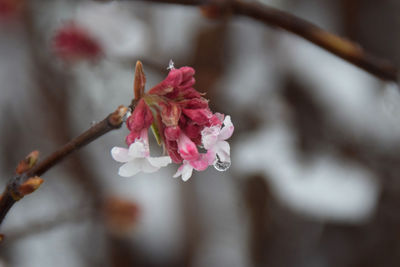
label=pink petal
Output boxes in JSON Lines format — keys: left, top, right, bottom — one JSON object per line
{"left": 125, "top": 131, "right": 140, "bottom": 146}
{"left": 189, "top": 153, "right": 211, "bottom": 171}
{"left": 177, "top": 133, "right": 199, "bottom": 161}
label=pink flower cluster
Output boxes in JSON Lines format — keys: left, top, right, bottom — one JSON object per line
{"left": 112, "top": 64, "right": 234, "bottom": 181}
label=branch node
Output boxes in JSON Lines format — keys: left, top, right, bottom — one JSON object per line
{"left": 109, "top": 105, "right": 128, "bottom": 127}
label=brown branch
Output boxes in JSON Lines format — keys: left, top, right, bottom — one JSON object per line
{"left": 128, "top": 0, "right": 399, "bottom": 82}
{"left": 230, "top": 0, "right": 398, "bottom": 82}
{"left": 0, "top": 105, "right": 128, "bottom": 226}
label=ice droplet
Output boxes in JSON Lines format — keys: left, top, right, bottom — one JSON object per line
{"left": 167, "top": 59, "right": 175, "bottom": 70}
{"left": 123, "top": 110, "right": 132, "bottom": 122}
{"left": 213, "top": 155, "right": 231, "bottom": 172}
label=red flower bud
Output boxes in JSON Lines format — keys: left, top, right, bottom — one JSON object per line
{"left": 164, "top": 126, "right": 181, "bottom": 141}
{"left": 182, "top": 108, "right": 213, "bottom": 125}
{"left": 126, "top": 99, "right": 153, "bottom": 132}
{"left": 160, "top": 102, "right": 181, "bottom": 127}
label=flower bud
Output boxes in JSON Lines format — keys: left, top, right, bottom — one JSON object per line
{"left": 134, "top": 61, "right": 146, "bottom": 100}
{"left": 126, "top": 99, "right": 153, "bottom": 132}
{"left": 164, "top": 126, "right": 181, "bottom": 141}
{"left": 18, "top": 176, "right": 44, "bottom": 197}
{"left": 182, "top": 108, "right": 213, "bottom": 125}
{"left": 160, "top": 102, "right": 181, "bottom": 127}
{"left": 16, "top": 150, "right": 39, "bottom": 174}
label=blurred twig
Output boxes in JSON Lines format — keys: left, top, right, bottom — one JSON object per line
{"left": 0, "top": 106, "right": 128, "bottom": 226}
{"left": 4, "top": 208, "right": 89, "bottom": 243}
{"left": 128, "top": 0, "right": 398, "bottom": 82}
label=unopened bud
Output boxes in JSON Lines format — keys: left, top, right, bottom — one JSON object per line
{"left": 134, "top": 60, "right": 146, "bottom": 100}
{"left": 19, "top": 176, "right": 44, "bottom": 197}
{"left": 16, "top": 150, "right": 39, "bottom": 174}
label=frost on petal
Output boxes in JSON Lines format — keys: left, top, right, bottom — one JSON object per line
{"left": 218, "top": 115, "right": 234, "bottom": 140}
{"left": 215, "top": 141, "right": 230, "bottom": 163}
{"left": 147, "top": 156, "right": 172, "bottom": 168}
{"left": 173, "top": 162, "right": 193, "bottom": 181}
{"left": 205, "top": 149, "right": 217, "bottom": 165}
{"left": 201, "top": 126, "right": 220, "bottom": 150}
{"left": 111, "top": 147, "right": 131, "bottom": 163}
{"left": 189, "top": 154, "right": 210, "bottom": 171}
{"left": 118, "top": 161, "right": 142, "bottom": 177}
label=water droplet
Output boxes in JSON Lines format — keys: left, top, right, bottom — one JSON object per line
{"left": 90, "top": 120, "right": 97, "bottom": 126}
{"left": 167, "top": 59, "right": 175, "bottom": 70}
{"left": 213, "top": 155, "right": 231, "bottom": 172}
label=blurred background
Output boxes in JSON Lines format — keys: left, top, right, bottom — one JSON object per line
{"left": 0, "top": 0, "right": 400, "bottom": 266}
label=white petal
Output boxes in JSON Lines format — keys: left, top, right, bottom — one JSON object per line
{"left": 173, "top": 166, "right": 184, "bottom": 178}
{"left": 111, "top": 147, "right": 132, "bottom": 163}
{"left": 118, "top": 160, "right": 141, "bottom": 177}
{"left": 219, "top": 115, "right": 234, "bottom": 140}
{"left": 147, "top": 156, "right": 172, "bottom": 168}
{"left": 173, "top": 162, "right": 193, "bottom": 181}
{"left": 216, "top": 141, "right": 231, "bottom": 163}
{"left": 128, "top": 140, "right": 149, "bottom": 158}
{"left": 181, "top": 166, "right": 193, "bottom": 181}
{"left": 140, "top": 159, "right": 160, "bottom": 173}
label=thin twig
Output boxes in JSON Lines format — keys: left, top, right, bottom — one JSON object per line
{"left": 230, "top": 0, "right": 398, "bottom": 82}
{"left": 127, "top": 0, "right": 398, "bottom": 82}
{"left": 0, "top": 106, "right": 128, "bottom": 226}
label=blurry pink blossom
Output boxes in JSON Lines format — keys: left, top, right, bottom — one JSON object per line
{"left": 0, "top": 0, "right": 23, "bottom": 20}
{"left": 52, "top": 23, "right": 102, "bottom": 62}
